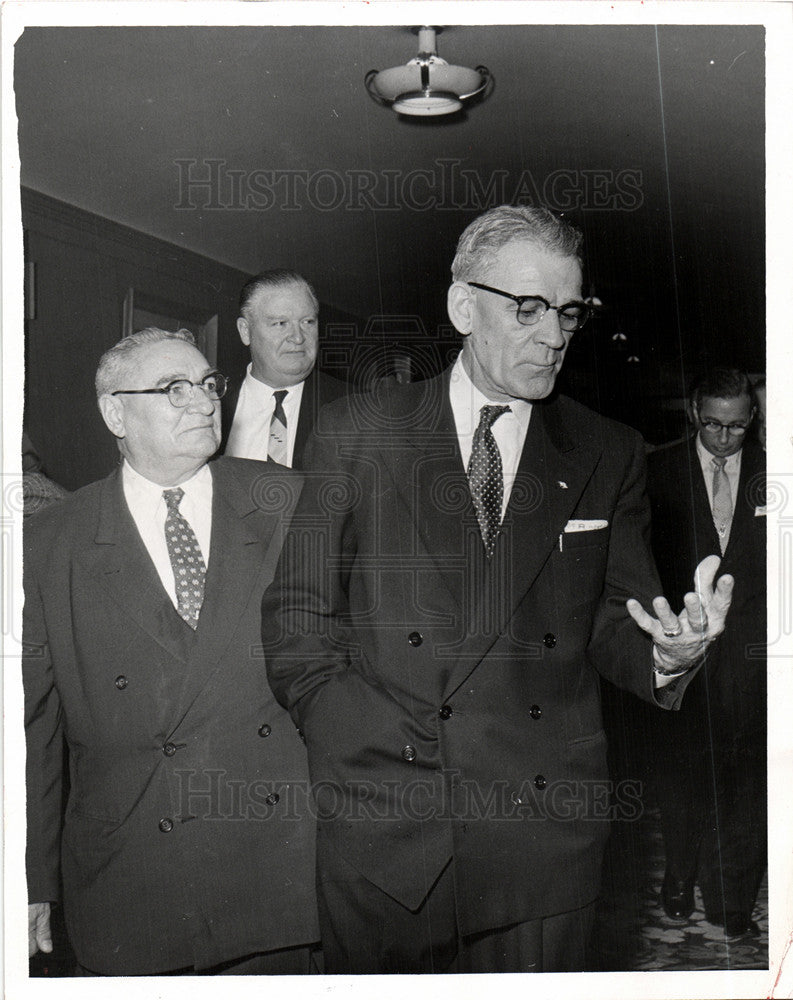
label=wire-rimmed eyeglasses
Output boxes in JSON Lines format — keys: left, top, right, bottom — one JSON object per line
{"left": 467, "top": 282, "right": 591, "bottom": 333}
{"left": 111, "top": 373, "right": 228, "bottom": 408}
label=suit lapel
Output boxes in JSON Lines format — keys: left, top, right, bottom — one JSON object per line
{"left": 219, "top": 378, "right": 242, "bottom": 453}
{"left": 173, "top": 460, "right": 285, "bottom": 718}
{"left": 293, "top": 368, "right": 319, "bottom": 466}
{"left": 382, "top": 378, "right": 604, "bottom": 684}
{"left": 382, "top": 373, "right": 473, "bottom": 608}
{"left": 724, "top": 440, "right": 765, "bottom": 561}
{"left": 90, "top": 470, "right": 192, "bottom": 663}
{"left": 440, "top": 398, "right": 604, "bottom": 686}
{"left": 499, "top": 397, "right": 602, "bottom": 606}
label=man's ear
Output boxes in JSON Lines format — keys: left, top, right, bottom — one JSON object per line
{"left": 237, "top": 315, "right": 251, "bottom": 347}
{"left": 98, "top": 394, "right": 126, "bottom": 439}
{"left": 447, "top": 282, "right": 474, "bottom": 337}
{"left": 689, "top": 400, "right": 699, "bottom": 427}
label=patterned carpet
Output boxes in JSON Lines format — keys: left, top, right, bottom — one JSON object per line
{"left": 590, "top": 681, "right": 769, "bottom": 972}
{"left": 591, "top": 802, "right": 768, "bottom": 971}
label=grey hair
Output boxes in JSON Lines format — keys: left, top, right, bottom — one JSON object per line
{"left": 451, "top": 205, "right": 584, "bottom": 283}
{"left": 95, "top": 327, "right": 196, "bottom": 399}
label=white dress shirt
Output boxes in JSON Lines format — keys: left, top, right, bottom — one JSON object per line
{"left": 225, "top": 363, "right": 305, "bottom": 466}
{"left": 448, "top": 352, "right": 532, "bottom": 521}
{"left": 122, "top": 461, "right": 213, "bottom": 609}
{"left": 695, "top": 435, "right": 742, "bottom": 512}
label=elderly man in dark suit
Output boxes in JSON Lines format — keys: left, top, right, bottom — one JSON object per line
{"left": 261, "top": 205, "right": 735, "bottom": 973}
{"left": 647, "top": 368, "right": 766, "bottom": 939}
{"left": 221, "top": 269, "right": 347, "bottom": 468}
{"left": 25, "top": 327, "right": 317, "bottom": 975}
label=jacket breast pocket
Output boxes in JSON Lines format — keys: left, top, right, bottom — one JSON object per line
{"left": 560, "top": 526, "right": 610, "bottom": 550}
{"left": 555, "top": 528, "right": 610, "bottom": 604}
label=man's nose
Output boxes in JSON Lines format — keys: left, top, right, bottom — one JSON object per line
{"left": 286, "top": 321, "right": 305, "bottom": 343}
{"left": 535, "top": 312, "right": 567, "bottom": 350}
{"left": 717, "top": 425, "right": 731, "bottom": 443}
{"left": 186, "top": 385, "right": 216, "bottom": 414}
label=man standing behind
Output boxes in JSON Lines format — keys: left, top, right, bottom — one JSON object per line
{"left": 25, "top": 328, "right": 317, "bottom": 975}
{"left": 222, "top": 270, "right": 347, "bottom": 467}
{"left": 647, "top": 369, "right": 766, "bottom": 939}
{"left": 262, "top": 206, "right": 734, "bottom": 973}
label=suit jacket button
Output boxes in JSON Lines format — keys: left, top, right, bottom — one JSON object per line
{"left": 163, "top": 742, "right": 177, "bottom": 757}
{"left": 159, "top": 817, "right": 174, "bottom": 833}
{"left": 258, "top": 724, "right": 272, "bottom": 738}
{"left": 534, "top": 775, "right": 547, "bottom": 790}
{"left": 401, "top": 745, "right": 417, "bottom": 762}
{"left": 115, "top": 675, "right": 128, "bottom": 689}
{"left": 530, "top": 705, "right": 542, "bottom": 720}
{"left": 438, "top": 705, "right": 453, "bottom": 720}
{"left": 543, "top": 633, "right": 557, "bottom": 648}
{"left": 265, "top": 792, "right": 280, "bottom": 806}
{"left": 408, "top": 632, "right": 423, "bottom": 647}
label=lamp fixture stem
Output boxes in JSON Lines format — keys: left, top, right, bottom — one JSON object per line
{"left": 416, "top": 26, "right": 437, "bottom": 56}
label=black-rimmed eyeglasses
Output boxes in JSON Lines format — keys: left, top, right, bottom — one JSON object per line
{"left": 700, "top": 419, "right": 751, "bottom": 435}
{"left": 111, "top": 373, "right": 228, "bottom": 408}
{"left": 467, "top": 282, "right": 591, "bottom": 332}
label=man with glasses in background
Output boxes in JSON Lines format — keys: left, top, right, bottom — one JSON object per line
{"left": 25, "top": 328, "right": 317, "bottom": 975}
{"left": 262, "top": 205, "right": 736, "bottom": 973}
{"left": 646, "top": 368, "right": 766, "bottom": 940}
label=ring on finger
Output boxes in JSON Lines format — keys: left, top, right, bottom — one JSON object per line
{"left": 662, "top": 625, "right": 683, "bottom": 638}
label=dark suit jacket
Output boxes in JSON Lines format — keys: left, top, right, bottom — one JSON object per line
{"left": 24, "top": 457, "right": 318, "bottom": 974}
{"left": 262, "top": 369, "right": 697, "bottom": 938}
{"left": 220, "top": 367, "right": 348, "bottom": 468}
{"left": 647, "top": 436, "right": 766, "bottom": 733}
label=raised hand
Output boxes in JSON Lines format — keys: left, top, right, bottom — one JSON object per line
{"left": 626, "top": 554, "right": 734, "bottom": 673}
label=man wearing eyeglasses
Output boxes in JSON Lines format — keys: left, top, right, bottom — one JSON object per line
{"left": 262, "top": 205, "right": 735, "bottom": 973}
{"left": 24, "top": 328, "right": 318, "bottom": 975}
{"left": 646, "top": 368, "right": 766, "bottom": 940}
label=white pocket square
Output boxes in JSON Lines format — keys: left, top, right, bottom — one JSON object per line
{"left": 755, "top": 506, "right": 767, "bottom": 517}
{"left": 564, "top": 519, "right": 609, "bottom": 532}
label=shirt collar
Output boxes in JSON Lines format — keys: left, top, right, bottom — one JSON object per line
{"left": 243, "top": 362, "right": 305, "bottom": 396}
{"left": 122, "top": 459, "right": 212, "bottom": 505}
{"left": 449, "top": 352, "right": 532, "bottom": 434}
{"left": 695, "top": 434, "right": 742, "bottom": 471}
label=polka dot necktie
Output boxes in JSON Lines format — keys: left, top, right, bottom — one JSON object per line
{"left": 268, "top": 389, "right": 289, "bottom": 465}
{"left": 467, "top": 404, "right": 510, "bottom": 558}
{"left": 711, "top": 456, "right": 733, "bottom": 554}
{"left": 163, "top": 487, "right": 206, "bottom": 629}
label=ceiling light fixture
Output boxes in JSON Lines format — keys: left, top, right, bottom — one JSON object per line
{"left": 365, "top": 26, "right": 492, "bottom": 117}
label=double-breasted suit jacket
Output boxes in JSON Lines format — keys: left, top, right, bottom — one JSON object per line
{"left": 262, "top": 368, "right": 696, "bottom": 938}
{"left": 220, "top": 367, "right": 348, "bottom": 467}
{"left": 24, "top": 457, "right": 317, "bottom": 975}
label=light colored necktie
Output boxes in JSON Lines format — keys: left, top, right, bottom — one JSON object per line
{"left": 711, "top": 456, "right": 733, "bottom": 553}
{"left": 163, "top": 488, "right": 206, "bottom": 629}
{"left": 467, "top": 404, "right": 510, "bottom": 558}
{"left": 268, "top": 389, "right": 288, "bottom": 465}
